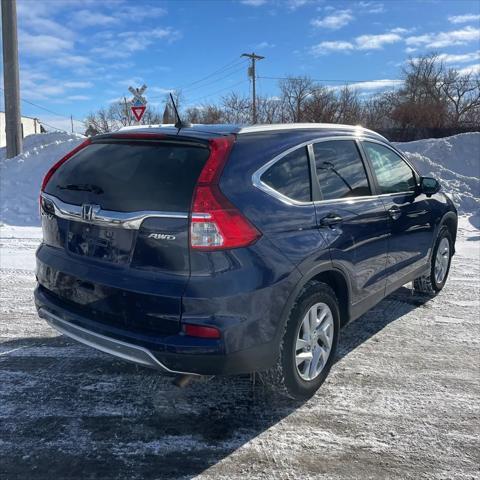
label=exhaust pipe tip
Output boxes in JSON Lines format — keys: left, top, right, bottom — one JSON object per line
{"left": 173, "top": 374, "right": 197, "bottom": 388}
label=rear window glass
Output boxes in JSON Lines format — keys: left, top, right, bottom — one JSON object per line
{"left": 261, "top": 146, "right": 311, "bottom": 202}
{"left": 313, "top": 140, "right": 370, "bottom": 200}
{"left": 45, "top": 141, "right": 210, "bottom": 212}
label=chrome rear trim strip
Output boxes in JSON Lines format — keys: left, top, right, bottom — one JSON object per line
{"left": 39, "top": 308, "right": 197, "bottom": 375}
{"left": 41, "top": 192, "right": 188, "bottom": 229}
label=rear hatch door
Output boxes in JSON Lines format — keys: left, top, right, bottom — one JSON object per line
{"left": 40, "top": 135, "right": 210, "bottom": 334}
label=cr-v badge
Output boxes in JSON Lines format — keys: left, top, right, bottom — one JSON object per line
{"left": 148, "top": 233, "right": 176, "bottom": 240}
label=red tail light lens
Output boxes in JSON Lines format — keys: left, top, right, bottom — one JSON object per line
{"left": 40, "top": 138, "right": 91, "bottom": 192}
{"left": 190, "top": 136, "right": 261, "bottom": 250}
{"left": 183, "top": 324, "right": 221, "bottom": 339}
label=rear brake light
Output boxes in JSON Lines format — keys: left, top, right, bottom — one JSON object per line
{"left": 40, "top": 138, "right": 91, "bottom": 192}
{"left": 183, "top": 324, "right": 221, "bottom": 339}
{"left": 190, "top": 136, "right": 261, "bottom": 250}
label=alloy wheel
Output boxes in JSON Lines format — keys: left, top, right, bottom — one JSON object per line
{"left": 295, "top": 302, "right": 334, "bottom": 381}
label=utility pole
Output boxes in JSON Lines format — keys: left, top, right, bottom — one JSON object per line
{"left": 241, "top": 52, "right": 264, "bottom": 124}
{"left": 123, "top": 97, "right": 130, "bottom": 125}
{"left": 1, "top": 0, "right": 22, "bottom": 158}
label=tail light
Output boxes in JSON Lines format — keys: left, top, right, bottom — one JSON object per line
{"left": 183, "top": 323, "right": 221, "bottom": 339}
{"left": 190, "top": 136, "right": 261, "bottom": 250}
{"left": 40, "top": 138, "right": 91, "bottom": 192}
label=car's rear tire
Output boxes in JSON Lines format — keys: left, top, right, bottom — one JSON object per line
{"left": 261, "top": 282, "right": 340, "bottom": 400}
{"left": 413, "top": 226, "right": 453, "bottom": 295}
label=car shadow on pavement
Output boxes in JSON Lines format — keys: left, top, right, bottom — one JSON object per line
{"left": 336, "top": 285, "right": 434, "bottom": 362}
{"left": 0, "top": 286, "right": 433, "bottom": 479}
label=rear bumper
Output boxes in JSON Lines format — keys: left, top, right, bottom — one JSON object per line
{"left": 34, "top": 286, "right": 277, "bottom": 375}
{"left": 38, "top": 307, "right": 181, "bottom": 373}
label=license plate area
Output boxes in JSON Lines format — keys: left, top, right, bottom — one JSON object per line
{"left": 67, "top": 221, "right": 134, "bottom": 264}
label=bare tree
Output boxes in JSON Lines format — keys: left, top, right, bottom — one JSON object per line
{"left": 335, "top": 86, "right": 362, "bottom": 124}
{"left": 221, "top": 93, "right": 250, "bottom": 123}
{"left": 304, "top": 86, "right": 338, "bottom": 123}
{"left": 442, "top": 70, "right": 480, "bottom": 127}
{"left": 84, "top": 102, "right": 162, "bottom": 133}
{"left": 279, "top": 76, "right": 314, "bottom": 122}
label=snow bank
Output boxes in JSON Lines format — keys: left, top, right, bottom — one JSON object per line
{"left": 0, "top": 131, "right": 478, "bottom": 226}
{"left": 0, "top": 132, "right": 84, "bottom": 226}
{"left": 395, "top": 132, "right": 480, "bottom": 215}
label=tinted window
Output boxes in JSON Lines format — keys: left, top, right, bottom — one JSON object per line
{"left": 313, "top": 140, "right": 370, "bottom": 200}
{"left": 46, "top": 141, "right": 210, "bottom": 212}
{"left": 363, "top": 142, "right": 416, "bottom": 194}
{"left": 261, "top": 146, "right": 311, "bottom": 202}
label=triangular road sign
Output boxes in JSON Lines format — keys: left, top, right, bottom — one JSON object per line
{"left": 131, "top": 105, "right": 146, "bottom": 122}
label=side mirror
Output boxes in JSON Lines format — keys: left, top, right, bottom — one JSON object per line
{"left": 419, "top": 177, "right": 441, "bottom": 197}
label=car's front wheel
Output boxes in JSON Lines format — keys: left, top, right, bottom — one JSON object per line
{"left": 263, "top": 282, "right": 340, "bottom": 400}
{"left": 413, "top": 226, "right": 453, "bottom": 295}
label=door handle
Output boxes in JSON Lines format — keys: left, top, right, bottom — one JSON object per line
{"left": 388, "top": 206, "right": 402, "bottom": 220}
{"left": 320, "top": 213, "right": 343, "bottom": 227}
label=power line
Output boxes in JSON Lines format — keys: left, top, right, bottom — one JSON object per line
{"left": 187, "top": 79, "right": 250, "bottom": 105}
{"left": 0, "top": 86, "right": 83, "bottom": 123}
{"left": 177, "top": 57, "right": 247, "bottom": 91}
{"left": 38, "top": 120, "right": 70, "bottom": 133}
{"left": 148, "top": 59, "right": 249, "bottom": 99}
{"left": 182, "top": 62, "right": 248, "bottom": 94}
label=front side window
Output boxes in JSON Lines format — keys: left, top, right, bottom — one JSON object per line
{"left": 363, "top": 142, "right": 417, "bottom": 194}
{"left": 261, "top": 146, "right": 311, "bottom": 202}
{"left": 313, "top": 140, "right": 370, "bottom": 200}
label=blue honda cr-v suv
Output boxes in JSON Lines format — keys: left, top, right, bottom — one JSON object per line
{"left": 35, "top": 124, "right": 457, "bottom": 399}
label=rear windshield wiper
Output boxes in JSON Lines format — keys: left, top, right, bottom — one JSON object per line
{"left": 57, "top": 183, "right": 104, "bottom": 194}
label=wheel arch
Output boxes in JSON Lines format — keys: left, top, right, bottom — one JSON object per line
{"left": 277, "top": 263, "right": 352, "bottom": 343}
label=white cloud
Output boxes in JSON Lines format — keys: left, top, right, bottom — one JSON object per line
{"left": 310, "top": 29, "right": 404, "bottom": 56}
{"left": 406, "top": 26, "right": 480, "bottom": 49}
{"left": 66, "top": 95, "right": 91, "bottom": 101}
{"left": 91, "top": 27, "right": 181, "bottom": 58}
{"left": 71, "top": 10, "right": 118, "bottom": 27}
{"left": 254, "top": 41, "right": 276, "bottom": 49}
{"left": 20, "top": 31, "right": 73, "bottom": 56}
{"left": 390, "top": 27, "right": 411, "bottom": 34}
{"left": 448, "top": 14, "right": 480, "bottom": 24}
{"left": 240, "top": 0, "right": 267, "bottom": 5}
{"left": 436, "top": 51, "right": 480, "bottom": 64}
{"left": 63, "top": 81, "right": 93, "bottom": 89}
{"left": 311, "top": 9, "right": 354, "bottom": 30}
{"left": 355, "top": 33, "right": 402, "bottom": 50}
{"left": 358, "top": 2, "right": 384, "bottom": 14}
{"left": 310, "top": 41, "right": 354, "bottom": 55}
{"left": 329, "top": 79, "right": 402, "bottom": 91}
{"left": 52, "top": 55, "right": 92, "bottom": 67}
{"left": 457, "top": 64, "right": 480, "bottom": 75}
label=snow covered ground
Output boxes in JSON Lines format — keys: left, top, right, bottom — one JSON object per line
{"left": 0, "top": 132, "right": 84, "bottom": 226}
{"left": 0, "top": 217, "right": 478, "bottom": 479}
{"left": 395, "top": 133, "right": 480, "bottom": 215}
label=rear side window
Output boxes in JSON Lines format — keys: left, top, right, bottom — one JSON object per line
{"left": 261, "top": 146, "right": 311, "bottom": 202}
{"left": 313, "top": 140, "right": 370, "bottom": 200}
{"left": 363, "top": 142, "right": 417, "bottom": 194}
{"left": 45, "top": 141, "right": 210, "bottom": 212}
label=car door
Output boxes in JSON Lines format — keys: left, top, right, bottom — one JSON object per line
{"left": 312, "top": 139, "right": 390, "bottom": 315}
{"left": 361, "top": 140, "right": 434, "bottom": 292}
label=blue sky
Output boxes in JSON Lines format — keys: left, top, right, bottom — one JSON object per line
{"left": 3, "top": 0, "right": 480, "bottom": 132}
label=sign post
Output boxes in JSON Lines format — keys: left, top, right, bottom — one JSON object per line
{"left": 128, "top": 85, "right": 147, "bottom": 123}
